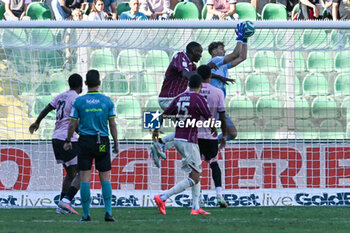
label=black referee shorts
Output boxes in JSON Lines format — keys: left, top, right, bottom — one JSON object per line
{"left": 52, "top": 139, "right": 80, "bottom": 166}
{"left": 198, "top": 139, "right": 218, "bottom": 162}
{"left": 78, "top": 135, "right": 111, "bottom": 172}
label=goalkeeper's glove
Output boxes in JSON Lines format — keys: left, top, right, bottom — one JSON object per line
{"left": 235, "top": 22, "right": 248, "bottom": 44}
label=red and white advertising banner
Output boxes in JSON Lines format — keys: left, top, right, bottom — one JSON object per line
{"left": 0, "top": 142, "right": 350, "bottom": 207}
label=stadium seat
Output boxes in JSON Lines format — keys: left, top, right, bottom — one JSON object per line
{"left": 2, "top": 29, "right": 31, "bottom": 74}
{"left": 261, "top": 3, "right": 288, "bottom": 20}
{"left": 50, "top": 73, "right": 67, "bottom": 94}
{"left": 302, "top": 29, "right": 328, "bottom": 50}
{"left": 29, "top": 28, "right": 54, "bottom": 46}
{"left": 91, "top": 49, "right": 116, "bottom": 72}
{"left": 295, "top": 119, "right": 318, "bottom": 139}
{"left": 115, "top": 96, "right": 142, "bottom": 119}
{"left": 245, "top": 73, "right": 272, "bottom": 96}
{"left": 35, "top": 80, "right": 66, "bottom": 96}
{"left": 291, "top": 4, "right": 299, "bottom": 19}
{"left": 280, "top": 52, "right": 306, "bottom": 73}
{"left": 256, "top": 96, "right": 283, "bottom": 119}
{"left": 129, "top": 73, "right": 157, "bottom": 96}
{"left": 334, "top": 51, "right": 350, "bottom": 73}
{"left": 275, "top": 75, "right": 301, "bottom": 96}
{"left": 236, "top": 2, "right": 257, "bottom": 20}
{"left": 311, "top": 96, "right": 338, "bottom": 119}
{"left": 319, "top": 119, "right": 344, "bottom": 140}
{"left": 228, "top": 95, "right": 255, "bottom": 119}
{"left": 194, "top": 29, "right": 224, "bottom": 49}
{"left": 292, "top": 96, "right": 310, "bottom": 119}
{"left": 145, "top": 50, "right": 170, "bottom": 73}
{"left": 253, "top": 51, "right": 279, "bottom": 73}
{"left": 117, "top": 2, "right": 130, "bottom": 16}
{"left": 226, "top": 77, "right": 242, "bottom": 96}
{"left": 334, "top": 73, "right": 350, "bottom": 96}
{"left": 101, "top": 72, "right": 129, "bottom": 96}
{"left": 236, "top": 120, "right": 262, "bottom": 139}
{"left": 173, "top": 2, "right": 199, "bottom": 19}
{"left": 0, "top": 4, "right": 5, "bottom": 20}
{"left": 250, "top": 30, "right": 275, "bottom": 49}
{"left": 31, "top": 95, "right": 55, "bottom": 119}
{"left": 145, "top": 96, "right": 161, "bottom": 111}
{"left": 341, "top": 96, "right": 350, "bottom": 118}
{"left": 38, "top": 50, "right": 64, "bottom": 73}
{"left": 229, "top": 56, "right": 253, "bottom": 73}
{"left": 26, "top": 2, "right": 51, "bottom": 20}
{"left": 263, "top": 120, "right": 286, "bottom": 139}
{"left": 330, "top": 30, "right": 349, "bottom": 49}
{"left": 117, "top": 49, "right": 143, "bottom": 73}
{"left": 275, "top": 29, "right": 303, "bottom": 50}
{"left": 201, "top": 4, "right": 207, "bottom": 19}
{"left": 302, "top": 73, "right": 329, "bottom": 96}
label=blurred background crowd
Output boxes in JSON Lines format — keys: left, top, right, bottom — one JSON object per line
{"left": 0, "top": 0, "right": 349, "bottom": 21}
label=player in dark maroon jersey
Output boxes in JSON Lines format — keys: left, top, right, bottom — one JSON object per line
{"left": 151, "top": 41, "right": 227, "bottom": 166}
{"left": 153, "top": 74, "right": 217, "bottom": 215}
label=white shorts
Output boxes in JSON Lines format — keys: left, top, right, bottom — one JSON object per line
{"left": 158, "top": 97, "right": 174, "bottom": 111}
{"left": 174, "top": 140, "right": 202, "bottom": 173}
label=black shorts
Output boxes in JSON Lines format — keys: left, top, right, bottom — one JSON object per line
{"left": 198, "top": 139, "right": 218, "bottom": 162}
{"left": 52, "top": 139, "right": 79, "bottom": 166}
{"left": 78, "top": 135, "right": 111, "bottom": 172}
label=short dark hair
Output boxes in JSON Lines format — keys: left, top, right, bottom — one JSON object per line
{"left": 68, "top": 73, "right": 83, "bottom": 89}
{"left": 208, "top": 41, "right": 225, "bottom": 55}
{"left": 189, "top": 74, "right": 202, "bottom": 89}
{"left": 186, "top": 41, "right": 201, "bottom": 55}
{"left": 86, "top": 69, "right": 100, "bottom": 88}
{"left": 197, "top": 65, "right": 211, "bottom": 81}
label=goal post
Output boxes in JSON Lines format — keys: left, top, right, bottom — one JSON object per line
{"left": 0, "top": 21, "right": 350, "bottom": 208}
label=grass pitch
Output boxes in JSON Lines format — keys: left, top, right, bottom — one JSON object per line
{"left": 0, "top": 207, "right": 349, "bottom": 233}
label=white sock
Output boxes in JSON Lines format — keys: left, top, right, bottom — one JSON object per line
{"left": 61, "top": 197, "right": 70, "bottom": 203}
{"left": 162, "top": 132, "right": 175, "bottom": 143}
{"left": 164, "top": 177, "right": 194, "bottom": 198}
{"left": 216, "top": 187, "right": 222, "bottom": 197}
{"left": 192, "top": 182, "right": 200, "bottom": 210}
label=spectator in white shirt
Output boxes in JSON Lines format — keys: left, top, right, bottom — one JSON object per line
{"left": 139, "top": 0, "right": 172, "bottom": 19}
{"left": 88, "top": 0, "right": 106, "bottom": 20}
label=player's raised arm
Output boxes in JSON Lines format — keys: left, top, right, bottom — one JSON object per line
{"left": 29, "top": 104, "right": 55, "bottom": 134}
{"left": 224, "top": 22, "right": 248, "bottom": 67}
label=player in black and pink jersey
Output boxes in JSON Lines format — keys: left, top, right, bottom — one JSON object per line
{"left": 153, "top": 74, "right": 217, "bottom": 215}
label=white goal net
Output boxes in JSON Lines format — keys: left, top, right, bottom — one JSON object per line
{"left": 0, "top": 21, "right": 350, "bottom": 208}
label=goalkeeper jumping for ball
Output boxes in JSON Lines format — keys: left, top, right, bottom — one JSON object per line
{"left": 207, "top": 21, "right": 249, "bottom": 142}
{"left": 29, "top": 74, "right": 83, "bottom": 215}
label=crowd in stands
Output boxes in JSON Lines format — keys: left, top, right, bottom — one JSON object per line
{"left": 0, "top": 0, "right": 349, "bottom": 21}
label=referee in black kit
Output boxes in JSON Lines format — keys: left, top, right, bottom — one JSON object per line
{"left": 64, "top": 69, "right": 119, "bottom": 222}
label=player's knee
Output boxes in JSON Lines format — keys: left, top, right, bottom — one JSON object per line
{"left": 189, "top": 171, "right": 201, "bottom": 184}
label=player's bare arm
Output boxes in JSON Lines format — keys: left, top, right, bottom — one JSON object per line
{"left": 218, "top": 111, "right": 227, "bottom": 150}
{"left": 211, "top": 74, "right": 236, "bottom": 85}
{"left": 63, "top": 119, "right": 78, "bottom": 151}
{"left": 224, "top": 23, "right": 248, "bottom": 67}
{"left": 108, "top": 117, "right": 119, "bottom": 154}
{"left": 29, "top": 104, "right": 55, "bottom": 134}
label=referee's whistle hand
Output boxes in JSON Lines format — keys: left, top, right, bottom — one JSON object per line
{"left": 63, "top": 142, "right": 72, "bottom": 151}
